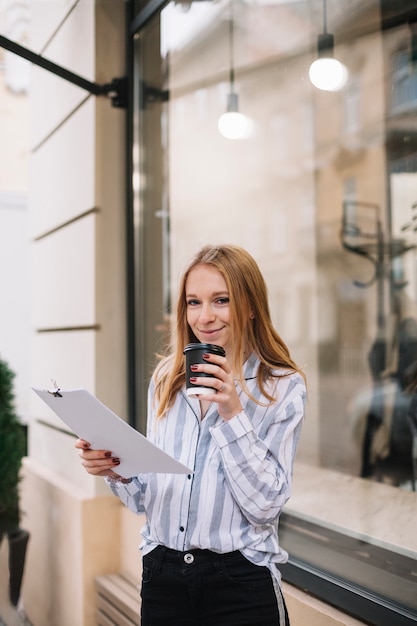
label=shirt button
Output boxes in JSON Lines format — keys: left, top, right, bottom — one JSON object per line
{"left": 187, "top": 474, "right": 192, "bottom": 479}
{"left": 179, "top": 526, "right": 184, "bottom": 532}
{"left": 184, "top": 553, "right": 194, "bottom": 564}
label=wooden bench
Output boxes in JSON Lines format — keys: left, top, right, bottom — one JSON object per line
{"left": 95, "top": 572, "right": 141, "bottom": 626}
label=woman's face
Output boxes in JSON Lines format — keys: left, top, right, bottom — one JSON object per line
{"left": 185, "top": 264, "right": 233, "bottom": 357}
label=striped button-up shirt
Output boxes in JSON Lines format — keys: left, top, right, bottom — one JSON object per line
{"left": 108, "top": 352, "right": 306, "bottom": 581}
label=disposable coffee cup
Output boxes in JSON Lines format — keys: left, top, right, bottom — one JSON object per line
{"left": 183, "top": 343, "right": 226, "bottom": 398}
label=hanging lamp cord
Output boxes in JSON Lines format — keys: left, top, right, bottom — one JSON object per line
{"left": 229, "top": 0, "right": 235, "bottom": 91}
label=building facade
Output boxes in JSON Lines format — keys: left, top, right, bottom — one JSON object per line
{"left": 3, "top": 0, "right": 417, "bottom": 624}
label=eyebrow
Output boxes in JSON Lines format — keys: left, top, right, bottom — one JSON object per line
{"left": 185, "top": 291, "right": 229, "bottom": 298}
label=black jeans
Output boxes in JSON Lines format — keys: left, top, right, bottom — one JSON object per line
{"left": 140, "top": 546, "right": 290, "bottom": 626}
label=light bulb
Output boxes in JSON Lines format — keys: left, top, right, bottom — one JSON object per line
{"left": 218, "top": 111, "right": 249, "bottom": 139}
{"left": 218, "top": 91, "right": 250, "bottom": 139}
{"left": 309, "top": 57, "right": 348, "bottom": 92}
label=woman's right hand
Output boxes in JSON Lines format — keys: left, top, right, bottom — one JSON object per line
{"left": 75, "top": 438, "right": 123, "bottom": 480}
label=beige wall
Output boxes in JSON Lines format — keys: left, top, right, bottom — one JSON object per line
{"left": 22, "top": 1, "right": 133, "bottom": 624}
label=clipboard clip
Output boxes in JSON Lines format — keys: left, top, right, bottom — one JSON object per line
{"left": 48, "top": 380, "right": 62, "bottom": 397}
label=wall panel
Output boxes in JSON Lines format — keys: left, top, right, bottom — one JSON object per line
{"left": 31, "top": 214, "right": 96, "bottom": 329}
{"left": 30, "top": 0, "right": 95, "bottom": 146}
{"left": 21, "top": 459, "right": 121, "bottom": 626}
{"left": 31, "top": 330, "right": 96, "bottom": 397}
{"left": 30, "top": 0, "right": 77, "bottom": 51}
{"left": 29, "top": 97, "right": 95, "bottom": 236}
{"left": 23, "top": 1, "right": 127, "bottom": 623}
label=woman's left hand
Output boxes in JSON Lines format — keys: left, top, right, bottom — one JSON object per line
{"left": 189, "top": 352, "right": 243, "bottom": 420}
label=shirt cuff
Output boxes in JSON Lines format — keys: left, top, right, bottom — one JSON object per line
{"left": 106, "top": 475, "right": 133, "bottom": 485}
{"left": 210, "top": 410, "right": 253, "bottom": 448}
{"left": 105, "top": 476, "right": 139, "bottom": 495}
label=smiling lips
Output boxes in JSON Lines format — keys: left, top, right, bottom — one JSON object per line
{"left": 198, "top": 327, "right": 224, "bottom": 337}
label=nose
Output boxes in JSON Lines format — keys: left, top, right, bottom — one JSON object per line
{"left": 199, "top": 302, "right": 215, "bottom": 323}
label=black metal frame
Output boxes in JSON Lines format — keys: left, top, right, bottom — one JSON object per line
{"left": 281, "top": 558, "right": 417, "bottom": 626}
{"left": 279, "top": 512, "right": 417, "bottom": 626}
{"left": 124, "top": 1, "right": 137, "bottom": 427}
{"left": 0, "top": 34, "right": 128, "bottom": 108}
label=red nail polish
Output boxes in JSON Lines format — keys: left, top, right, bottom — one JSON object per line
{"left": 105, "top": 451, "right": 112, "bottom": 458}
{"left": 203, "top": 354, "right": 210, "bottom": 359}
{"left": 113, "top": 458, "right": 120, "bottom": 465}
{"left": 189, "top": 377, "right": 197, "bottom": 383}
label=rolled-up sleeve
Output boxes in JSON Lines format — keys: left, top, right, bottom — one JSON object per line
{"left": 210, "top": 374, "right": 306, "bottom": 526}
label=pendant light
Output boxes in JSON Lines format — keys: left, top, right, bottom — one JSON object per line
{"left": 309, "top": 0, "right": 347, "bottom": 92}
{"left": 218, "top": 0, "right": 249, "bottom": 139}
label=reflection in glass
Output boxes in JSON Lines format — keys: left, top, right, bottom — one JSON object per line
{"left": 136, "top": 0, "right": 417, "bottom": 490}
{"left": 309, "top": 56, "right": 348, "bottom": 91}
{"left": 132, "top": 0, "right": 417, "bottom": 618}
{"left": 341, "top": 200, "right": 417, "bottom": 486}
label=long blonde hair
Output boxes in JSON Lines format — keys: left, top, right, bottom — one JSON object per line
{"left": 153, "top": 244, "right": 304, "bottom": 418}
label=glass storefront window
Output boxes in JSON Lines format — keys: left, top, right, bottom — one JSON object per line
{"left": 131, "top": 0, "right": 417, "bottom": 621}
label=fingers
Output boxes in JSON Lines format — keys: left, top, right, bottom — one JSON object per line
{"left": 80, "top": 452, "right": 121, "bottom": 477}
{"left": 191, "top": 353, "right": 228, "bottom": 380}
{"left": 75, "top": 438, "right": 121, "bottom": 477}
{"left": 189, "top": 354, "right": 229, "bottom": 393}
{"left": 189, "top": 375, "right": 226, "bottom": 392}
{"left": 74, "top": 438, "right": 90, "bottom": 449}
{"left": 189, "top": 357, "right": 242, "bottom": 419}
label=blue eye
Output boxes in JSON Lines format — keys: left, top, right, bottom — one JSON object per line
{"left": 216, "top": 297, "right": 229, "bottom": 305}
{"left": 186, "top": 299, "right": 200, "bottom": 306}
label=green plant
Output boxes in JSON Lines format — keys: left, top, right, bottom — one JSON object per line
{"left": 0, "top": 358, "right": 26, "bottom": 533}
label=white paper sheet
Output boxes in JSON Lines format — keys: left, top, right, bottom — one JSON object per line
{"left": 32, "top": 387, "right": 192, "bottom": 477}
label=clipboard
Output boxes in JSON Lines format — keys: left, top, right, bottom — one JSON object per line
{"left": 32, "top": 387, "right": 192, "bottom": 477}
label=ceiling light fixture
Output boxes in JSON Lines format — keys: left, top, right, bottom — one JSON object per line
{"left": 309, "top": 0, "right": 348, "bottom": 92}
{"left": 218, "top": 0, "right": 249, "bottom": 139}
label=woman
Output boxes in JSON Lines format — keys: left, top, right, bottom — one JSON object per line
{"left": 76, "top": 244, "right": 306, "bottom": 625}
